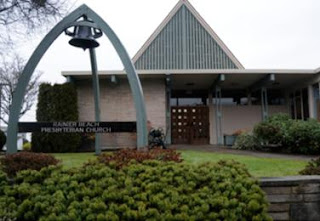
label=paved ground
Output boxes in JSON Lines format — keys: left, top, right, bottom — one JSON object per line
{"left": 169, "top": 144, "right": 319, "bottom": 160}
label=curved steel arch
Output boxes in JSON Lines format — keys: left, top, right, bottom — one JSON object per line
{"left": 6, "top": 4, "right": 148, "bottom": 154}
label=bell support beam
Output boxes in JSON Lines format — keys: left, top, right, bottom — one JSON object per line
{"left": 6, "top": 4, "right": 148, "bottom": 154}
{"left": 89, "top": 48, "right": 101, "bottom": 155}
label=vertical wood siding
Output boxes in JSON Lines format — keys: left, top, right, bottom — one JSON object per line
{"left": 135, "top": 6, "right": 238, "bottom": 70}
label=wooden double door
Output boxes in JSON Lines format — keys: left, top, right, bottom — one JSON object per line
{"left": 171, "top": 106, "right": 209, "bottom": 144}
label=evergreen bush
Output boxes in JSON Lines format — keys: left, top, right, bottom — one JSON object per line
{"left": 234, "top": 133, "right": 261, "bottom": 150}
{"left": 286, "top": 119, "right": 320, "bottom": 154}
{"left": 0, "top": 160, "right": 271, "bottom": 220}
{"left": 32, "top": 83, "right": 81, "bottom": 152}
{"left": 0, "top": 130, "right": 6, "bottom": 150}
{"left": 253, "top": 113, "right": 292, "bottom": 147}
{"left": 253, "top": 113, "right": 320, "bottom": 154}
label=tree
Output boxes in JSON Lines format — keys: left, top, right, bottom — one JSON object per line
{"left": 0, "top": 55, "right": 42, "bottom": 125}
{"left": 0, "top": 1, "right": 73, "bottom": 124}
{"left": 0, "top": 0, "right": 70, "bottom": 30}
{"left": 0, "top": 0, "right": 72, "bottom": 51}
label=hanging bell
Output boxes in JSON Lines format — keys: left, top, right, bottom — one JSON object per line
{"left": 65, "top": 18, "right": 102, "bottom": 50}
{"left": 69, "top": 25, "right": 99, "bottom": 50}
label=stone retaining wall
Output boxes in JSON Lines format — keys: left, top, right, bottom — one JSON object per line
{"left": 260, "top": 176, "right": 320, "bottom": 221}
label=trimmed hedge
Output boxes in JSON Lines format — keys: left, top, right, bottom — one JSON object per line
{"left": 0, "top": 160, "right": 271, "bottom": 220}
{"left": 0, "top": 129, "right": 6, "bottom": 150}
{"left": 32, "top": 83, "right": 81, "bottom": 152}
{"left": 0, "top": 152, "right": 60, "bottom": 177}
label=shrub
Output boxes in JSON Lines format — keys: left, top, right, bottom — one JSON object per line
{"left": 234, "top": 133, "right": 261, "bottom": 150}
{"left": 253, "top": 113, "right": 292, "bottom": 146}
{"left": 23, "top": 142, "right": 31, "bottom": 151}
{"left": 0, "top": 130, "right": 6, "bottom": 150}
{"left": 0, "top": 160, "right": 271, "bottom": 220}
{"left": 0, "top": 170, "right": 8, "bottom": 195}
{"left": 32, "top": 83, "right": 81, "bottom": 152}
{"left": 97, "top": 148, "right": 182, "bottom": 169}
{"left": 286, "top": 119, "right": 320, "bottom": 154}
{"left": 252, "top": 113, "right": 320, "bottom": 154}
{"left": 0, "top": 152, "right": 60, "bottom": 176}
{"left": 299, "top": 157, "right": 320, "bottom": 175}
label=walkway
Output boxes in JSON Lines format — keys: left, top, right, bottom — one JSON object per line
{"left": 169, "top": 145, "right": 319, "bottom": 161}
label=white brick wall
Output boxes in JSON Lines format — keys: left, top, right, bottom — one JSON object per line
{"left": 76, "top": 77, "right": 166, "bottom": 148}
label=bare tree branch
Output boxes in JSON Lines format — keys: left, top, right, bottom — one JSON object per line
{"left": 0, "top": 0, "right": 74, "bottom": 51}
{"left": 0, "top": 54, "right": 42, "bottom": 125}
{"left": 0, "top": 0, "right": 69, "bottom": 29}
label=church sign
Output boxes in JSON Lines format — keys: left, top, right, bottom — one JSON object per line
{"left": 18, "top": 122, "right": 136, "bottom": 133}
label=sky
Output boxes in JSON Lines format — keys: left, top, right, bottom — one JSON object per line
{"left": 11, "top": 0, "right": 320, "bottom": 121}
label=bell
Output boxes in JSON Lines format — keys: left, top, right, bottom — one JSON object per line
{"left": 69, "top": 25, "right": 100, "bottom": 50}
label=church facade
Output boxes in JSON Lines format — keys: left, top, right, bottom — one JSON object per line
{"left": 63, "top": 0, "right": 320, "bottom": 148}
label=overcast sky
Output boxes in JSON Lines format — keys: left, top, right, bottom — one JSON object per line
{"left": 15, "top": 0, "right": 320, "bottom": 121}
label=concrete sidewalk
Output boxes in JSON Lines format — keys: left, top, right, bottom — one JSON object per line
{"left": 169, "top": 145, "right": 319, "bottom": 160}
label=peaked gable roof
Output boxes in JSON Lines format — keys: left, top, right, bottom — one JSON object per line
{"left": 133, "top": 0, "right": 244, "bottom": 70}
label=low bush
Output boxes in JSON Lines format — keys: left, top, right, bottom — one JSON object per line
{"left": 0, "top": 152, "right": 60, "bottom": 177}
{"left": 253, "top": 121, "right": 282, "bottom": 145}
{"left": 97, "top": 148, "right": 182, "bottom": 169}
{"left": 253, "top": 113, "right": 320, "bottom": 154}
{"left": 299, "top": 157, "right": 320, "bottom": 175}
{"left": 286, "top": 119, "right": 320, "bottom": 154}
{"left": 234, "top": 133, "right": 261, "bottom": 150}
{"left": 0, "top": 160, "right": 271, "bottom": 220}
{"left": 253, "top": 114, "right": 292, "bottom": 146}
{"left": 0, "top": 130, "right": 6, "bottom": 150}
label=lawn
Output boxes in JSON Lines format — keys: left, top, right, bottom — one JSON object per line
{"left": 53, "top": 152, "right": 96, "bottom": 169}
{"left": 52, "top": 150, "right": 309, "bottom": 177}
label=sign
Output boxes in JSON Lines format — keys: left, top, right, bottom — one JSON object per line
{"left": 18, "top": 122, "right": 136, "bottom": 133}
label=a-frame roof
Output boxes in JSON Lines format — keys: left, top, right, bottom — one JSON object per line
{"left": 132, "top": 0, "right": 244, "bottom": 70}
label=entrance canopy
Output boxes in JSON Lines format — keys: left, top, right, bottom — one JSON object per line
{"left": 63, "top": 68, "right": 317, "bottom": 91}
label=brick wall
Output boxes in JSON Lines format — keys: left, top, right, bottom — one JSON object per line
{"left": 260, "top": 176, "right": 320, "bottom": 221}
{"left": 75, "top": 77, "right": 166, "bottom": 148}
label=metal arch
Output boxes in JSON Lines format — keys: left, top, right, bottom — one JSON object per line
{"left": 6, "top": 4, "right": 148, "bottom": 154}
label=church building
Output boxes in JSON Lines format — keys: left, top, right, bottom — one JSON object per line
{"left": 63, "top": 0, "right": 320, "bottom": 147}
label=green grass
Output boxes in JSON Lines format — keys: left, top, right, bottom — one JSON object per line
{"left": 52, "top": 152, "right": 96, "bottom": 169}
{"left": 180, "top": 150, "right": 308, "bottom": 177}
{"left": 52, "top": 150, "right": 309, "bottom": 177}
